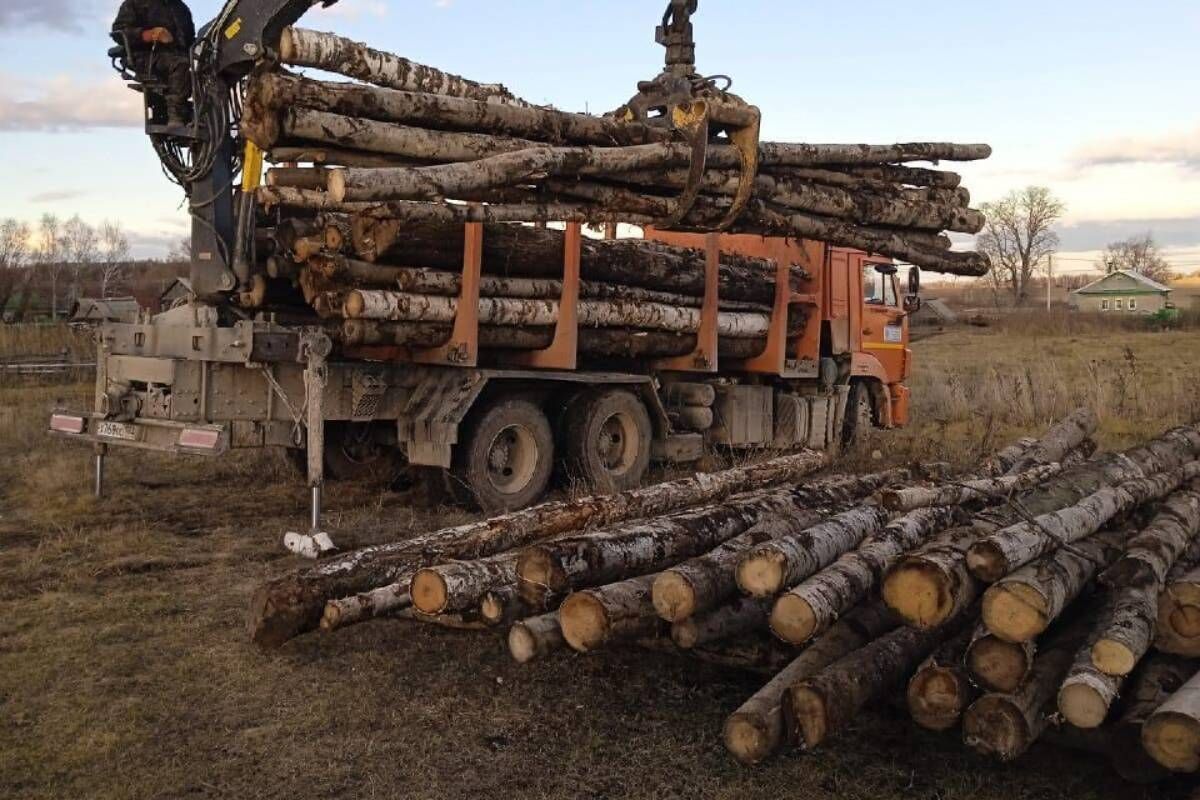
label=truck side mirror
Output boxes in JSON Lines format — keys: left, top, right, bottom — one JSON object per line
{"left": 908, "top": 266, "right": 921, "bottom": 296}
{"left": 903, "top": 294, "right": 922, "bottom": 313}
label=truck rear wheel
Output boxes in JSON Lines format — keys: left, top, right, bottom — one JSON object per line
{"left": 564, "top": 389, "right": 652, "bottom": 493}
{"left": 452, "top": 398, "right": 554, "bottom": 513}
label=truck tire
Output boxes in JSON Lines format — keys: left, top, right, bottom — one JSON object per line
{"left": 842, "top": 381, "right": 875, "bottom": 446}
{"left": 452, "top": 398, "right": 555, "bottom": 513}
{"left": 564, "top": 389, "right": 652, "bottom": 494}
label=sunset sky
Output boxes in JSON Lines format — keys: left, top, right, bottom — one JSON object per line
{"left": 1, "top": 0, "right": 1197, "bottom": 272}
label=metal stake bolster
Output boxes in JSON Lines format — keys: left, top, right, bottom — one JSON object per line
{"left": 310, "top": 484, "right": 322, "bottom": 532}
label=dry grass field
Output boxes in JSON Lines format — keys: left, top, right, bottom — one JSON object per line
{"left": 1, "top": 322, "right": 1198, "bottom": 800}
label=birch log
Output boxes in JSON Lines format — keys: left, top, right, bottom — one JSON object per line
{"left": 879, "top": 464, "right": 1062, "bottom": 512}
{"left": 785, "top": 606, "right": 974, "bottom": 750}
{"left": 735, "top": 506, "right": 891, "bottom": 598}
{"left": 559, "top": 573, "right": 663, "bottom": 652}
{"left": 980, "top": 526, "right": 1129, "bottom": 643}
{"left": 1107, "top": 654, "right": 1195, "bottom": 783}
{"left": 1159, "top": 562, "right": 1200, "bottom": 657}
{"left": 966, "top": 463, "right": 1200, "bottom": 583}
{"left": 508, "top": 612, "right": 565, "bottom": 664}
{"left": 650, "top": 469, "right": 911, "bottom": 622}
{"left": 966, "top": 626, "right": 1036, "bottom": 693}
{"left": 250, "top": 449, "right": 827, "bottom": 647}
{"left": 882, "top": 526, "right": 984, "bottom": 629}
{"left": 279, "top": 27, "right": 520, "bottom": 104}
{"left": 671, "top": 597, "right": 771, "bottom": 649}
{"left": 770, "top": 506, "right": 962, "bottom": 644}
{"left": 722, "top": 602, "right": 898, "bottom": 765}
{"left": 907, "top": 626, "right": 978, "bottom": 731}
{"left": 1143, "top": 669, "right": 1200, "bottom": 772}
{"left": 410, "top": 553, "right": 519, "bottom": 615}
{"left": 1059, "top": 634, "right": 1124, "bottom": 729}
{"left": 961, "top": 613, "right": 1093, "bottom": 761}
{"left": 1005, "top": 407, "right": 1099, "bottom": 475}
{"left": 343, "top": 289, "right": 772, "bottom": 337}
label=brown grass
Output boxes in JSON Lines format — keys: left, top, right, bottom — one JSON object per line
{"left": 0, "top": 327, "right": 1196, "bottom": 799}
{"left": 0, "top": 323, "right": 93, "bottom": 360}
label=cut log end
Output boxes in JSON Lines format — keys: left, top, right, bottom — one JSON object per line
{"left": 965, "top": 541, "right": 1007, "bottom": 583}
{"left": 326, "top": 169, "right": 348, "bottom": 204}
{"left": 737, "top": 552, "right": 787, "bottom": 599}
{"left": 670, "top": 619, "right": 700, "bottom": 649}
{"left": 1057, "top": 681, "right": 1111, "bottom": 730}
{"left": 908, "top": 667, "right": 971, "bottom": 732}
{"left": 508, "top": 623, "right": 541, "bottom": 664}
{"left": 319, "top": 601, "right": 344, "bottom": 632}
{"left": 1091, "top": 639, "right": 1138, "bottom": 677}
{"left": 787, "top": 686, "right": 829, "bottom": 750}
{"left": 343, "top": 290, "right": 366, "bottom": 318}
{"left": 963, "top": 695, "right": 1032, "bottom": 762}
{"left": 652, "top": 571, "right": 697, "bottom": 623}
{"left": 882, "top": 562, "right": 954, "bottom": 629}
{"left": 480, "top": 591, "right": 507, "bottom": 625}
{"left": 516, "top": 547, "right": 559, "bottom": 605}
{"left": 1170, "top": 603, "right": 1200, "bottom": 639}
{"left": 769, "top": 593, "right": 818, "bottom": 645}
{"left": 409, "top": 569, "right": 450, "bottom": 615}
{"left": 981, "top": 582, "right": 1048, "bottom": 643}
{"left": 967, "top": 636, "right": 1031, "bottom": 693}
{"left": 560, "top": 592, "right": 609, "bottom": 653}
{"left": 1142, "top": 713, "right": 1200, "bottom": 773}
{"left": 723, "top": 714, "right": 774, "bottom": 766}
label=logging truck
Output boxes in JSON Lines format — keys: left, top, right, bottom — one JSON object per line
{"left": 48, "top": 0, "right": 919, "bottom": 542}
{"left": 50, "top": 225, "right": 914, "bottom": 513}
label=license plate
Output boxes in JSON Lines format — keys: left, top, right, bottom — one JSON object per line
{"left": 95, "top": 420, "right": 140, "bottom": 441}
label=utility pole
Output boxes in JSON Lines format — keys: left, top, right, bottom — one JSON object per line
{"left": 1046, "top": 253, "right": 1054, "bottom": 312}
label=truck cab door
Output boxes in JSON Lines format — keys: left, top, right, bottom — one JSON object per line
{"left": 859, "top": 262, "right": 909, "bottom": 382}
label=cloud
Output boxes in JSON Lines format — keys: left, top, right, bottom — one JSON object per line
{"left": 1074, "top": 126, "right": 1200, "bottom": 172}
{"left": 0, "top": 75, "right": 142, "bottom": 131}
{"left": 29, "top": 190, "right": 89, "bottom": 203}
{"left": 1056, "top": 216, "right": 1200, "bottom": 252}
{"left": 0, "top": 0, "right": 97, "bottom": 33}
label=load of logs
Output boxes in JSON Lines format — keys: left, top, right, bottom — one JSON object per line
{"left": 230, "top": 27, "right": 993, "bottom": 358}
{"left": 249, "top": 407, "right": 1200, "bottom": 782}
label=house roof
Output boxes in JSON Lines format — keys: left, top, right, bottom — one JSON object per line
{"left": 1072, "top": 270, "right": 1172, "bottom": 296}
{"left": 69, "top": 297, "right": 140, "bottom": 322}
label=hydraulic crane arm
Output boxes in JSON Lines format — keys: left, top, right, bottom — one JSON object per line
{"left": 148, "top": 0, "right": 335, "bottom": 301}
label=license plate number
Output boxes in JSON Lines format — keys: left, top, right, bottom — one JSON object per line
{"left": 96, "top": 421, "right": 140, "bottom": 441}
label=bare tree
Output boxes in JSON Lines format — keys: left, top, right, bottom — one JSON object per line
{"left": 168, "top": 235, "right": 191, "bottom": 263}
{"left": 61, "top": 215, "right": 98, "bottom": 305}
{"left": 977, "top": 187, "right": 1065, "bottom": 306}
{"left": 0, "top": 218, "right": 32, "bottom": 321}
{"left": 36, "top": 214, "right": 65, "bottom": 319}
{"left": 98, "top": 221, "right": 132, "bottom": 298}
{"left": 1097, "top": 232, "right": 1174, "bottom": 285}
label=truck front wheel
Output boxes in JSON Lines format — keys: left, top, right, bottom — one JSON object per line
{"left": 564, "top": 389, "right": 652, "bottom": 494}
{"left": 452, "top": 398, "right": 555, "bottom": 513}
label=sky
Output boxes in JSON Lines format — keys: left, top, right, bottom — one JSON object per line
{"left": 0, "top": 0, "right": 1197, "bottom": 272}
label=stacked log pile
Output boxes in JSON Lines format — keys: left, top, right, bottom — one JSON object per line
{"left": 249, "top": 410, "right": 1200, "bottom": 781}
{"left": 229, "top": 27, "right": 993, "bottom": 359}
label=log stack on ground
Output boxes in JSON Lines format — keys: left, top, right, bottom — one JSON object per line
{"left": 249, "top": 411, "right": 1200, "bottom": 784}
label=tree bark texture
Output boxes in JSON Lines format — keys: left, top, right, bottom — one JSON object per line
{"left": 517, "top": 490, "right": 811, "bottom": 609}
{"left": 342, "top": 289, "right": 772, "bottom": 337}
{"left": 650, "top": 469, "right": 912, "bottom": 622}
{"left": 349, "top": 219, "right": 793, "bottom": 305}
{"left": 1005, "top": 407, "right": 1099, "bottom": 475}
{"left": 320, "top": 585, "right": 410, "bottom": 632}
{"left": 967, "top": 463, "right": 1200, "bottom": 583}
{"left": 722, "top": 602, "right": 898, "bottom": 765}
{"left": 980, "top": 526, "right": 1130, "bottom": 644}
{"left": 248, "top": 450, "right": 828, "bottom": 647}
{"left": 671, "top": 597, "right": 771, "bottom": 650}
{"left": 559, "top": 573, "right": 663, "bottom": 652}
{"left": 785, "top": 605, "right": 974, "bottom": 750}
{"left": 771, "top": 506, "right": 963, "bottom": 644}
{"left": 880, "top": 464, "right": 1063, "bottom": 512}
{"left": 735, "top": 506, "right": 891, "bottom": 599}
{"left": 1103, "top": 483, "right": 1200, "bottom": 588}
{"left": 279, "top": 27, "right": 521, "bottom": 104}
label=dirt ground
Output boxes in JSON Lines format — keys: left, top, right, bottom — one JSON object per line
{"left": 2, "top": 327, "right": 1198, "bottom": 800}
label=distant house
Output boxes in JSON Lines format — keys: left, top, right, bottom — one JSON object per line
{"left": 1069, "top": 270, "right": 1172, "bottom": 314}
{"left": 159, "top": 278, "right": 194, "bottom": 310}
{"left": 69, "top": 297, "right": 141, "bottom": 325}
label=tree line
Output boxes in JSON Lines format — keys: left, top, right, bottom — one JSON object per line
{"left": 977, "top": 187, "right": 1180, "bottom": 307}
{"left": 0, "top": 214, "right": 143, "bottom": 322}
